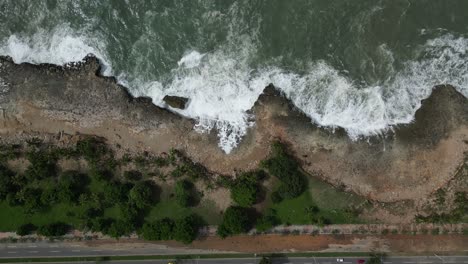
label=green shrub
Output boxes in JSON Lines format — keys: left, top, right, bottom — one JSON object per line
{"left": 0, "top": 164, "right": 15, "bottom": 200}
{"left": 103, "top": 181, "right": 132, "bottom": 205}
{"left": 123, "top": 170, "right": 142, "bottom": 182}
{"left": 25, "top": 150, "right": 57, "bottom": 180}
{"left": 76, "top": 137, "right": 108, "bottom": 163}
{"left": 106, "top": 220, "right": 133, "bottom": 238}
{"left": 37, "top": 222, "right": 70, "bottom": 237}
{"left": 173, "top": 215, "right": 200, "bottom": 244}
{"left": 57, "top": 171, "right": 90, "bottom": 204}
{"left": 128, "top": 181, "right": 154, "bottom": 209}
{"left": 217, "top": 206, "right": 251, "bottom": 238}
{"left": 140, "top": 218, "right": 175, "bottom": 241}
{"left": 231, "top": 172, "right": 259, "bottom": 207}
{"left": 16, "top": 223, "right": 37, "bottom": 236}
{"left": 261, "top": 142, "right": 306, "bottom": 201}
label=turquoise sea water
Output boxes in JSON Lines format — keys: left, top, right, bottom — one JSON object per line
{"left": 1, "top": 0, "right": 467, "bottom": 152}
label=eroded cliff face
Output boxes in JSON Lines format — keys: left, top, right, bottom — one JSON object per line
{"left": 0, "top": 55, "right": 466, "bottom": 208}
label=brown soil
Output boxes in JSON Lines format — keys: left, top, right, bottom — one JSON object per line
{"left": 139, "top": 234, "right": 468, "bottom": 253}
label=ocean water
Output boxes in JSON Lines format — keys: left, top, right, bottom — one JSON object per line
{"left": 1, "top": 0, "right": 467, "bottom": 153}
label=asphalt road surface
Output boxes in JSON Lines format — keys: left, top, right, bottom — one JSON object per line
{"left": 0, "top": 243, "right": 467, "bottom": 264}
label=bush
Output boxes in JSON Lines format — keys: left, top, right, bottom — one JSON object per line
{"left": 37, "top": 222, "right": 70, "bottom": 237}
{"left": 217, "top": 206, "right": 251, "bottom": 238}
{"left": 173, "top": 215, "right": 200, "bottom": 244}
{"left": 57, "top": 171, "right": 90, "bottom": 203}
{"left": 25, "top": 150, "right": 57, "bottom": 180}
{"left": 76, "top": 137, "right": 108, "bottom": 163}
{"left": 231, "top": 172, "right": 259, "bottom": 207}
{"left": 0, "top": 164, "right": 15, "bottom": 200}
{"left": 18, "top": 187, "right": 44, "bottom": 213}
{"left": 123, "top": 170, "right": 142, "bottom": 182}
{"left": 89, "top": 217, "right": 114, "bottom": 233}
{"left": 261, "top": 142, "right": 306, "bottom": 201}
{"left": 140, "top": 218, "right": 175, "bottom": 241}
{"left": 103, "top": 181, "right": 132, "bottom": 205}
{"left": 16, "top": 223, "right": 37, "bottom": 236}
{"left": 128, "top": 181, "right": 153, "bottom": 208}
{"left": 106, "top": 220, "right": 133, "bottom": 238}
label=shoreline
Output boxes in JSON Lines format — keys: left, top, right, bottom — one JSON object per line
{"left": 0, "top": 54, "right": 467, "bottom": 222}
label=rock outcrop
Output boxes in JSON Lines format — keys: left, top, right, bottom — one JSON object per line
{"left": 163, "top": 95, "right": 189, "bottom": 109}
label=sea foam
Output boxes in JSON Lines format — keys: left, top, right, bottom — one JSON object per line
{"left": 1, "top": 27, "right": 467, "bottom": 154}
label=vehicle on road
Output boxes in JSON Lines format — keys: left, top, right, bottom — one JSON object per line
{"left": 357, "top": 259, "right": 366, "bottom": 263}
{"left": 337, "top": 258, "right": 344, "bottom": 262}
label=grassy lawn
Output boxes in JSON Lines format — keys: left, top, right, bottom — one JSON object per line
{"left": 268, "top": 176, "right": 368, "bottom": 225}
{"left": 146, "top": 184, "right": 222, "bottom": 225}
{"left": 0, "top": 202, "right": 83, "bottom": 232}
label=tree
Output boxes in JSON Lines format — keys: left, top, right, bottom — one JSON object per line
{"left": 89, "top": 217, "right": 114, "bottom": 233}
{"left": 103, "top": 181, "right": 132, "bottom": 205}
{"left": 16, "top": 187, "right": 44, "bottom": 213}
{"left": 173, "top": 215, "right": 199, "bottom": 244}
{"left": 37, "top": 222, "right": 70, "bottom": 237}
{"left": 0, "top": 165, "right": 15, "bottom": 200}
{"left": 217, "top": 206, "right": 250, "bottom": 238}
{"left": 231, "top": 172, "right": 258, "bottom": 207}
{"left": 261, "top": 142, "right": 306, "bottom": 201}
{"left": 57, "top": 171, "right": 90, "bottom": 203}
{"left": 24, "top": 149, "right": 58, "bottom": 180}
{"left": 40, "top": 187, "right": 59, "bottom": 205}
{"left": 16, "top": 223, "right": 37, "bottom": 236}
{"left": 140, "top": 218, "right": 175, "bottom": 241}
{"left": 106, "top": 220, "right": 133, "bottom": 238}
{"left": 128, "top": 181, "right": 153, "bottom": 208}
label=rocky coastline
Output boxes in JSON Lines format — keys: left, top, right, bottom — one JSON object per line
{"left": 0, "top": 55, "right": 467, "bottom": 222}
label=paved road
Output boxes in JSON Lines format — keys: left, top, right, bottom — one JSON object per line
{"left": 0, "top": 243, "right": 467, "bottom": 263}
{"left": 1, "top": 256, "right": 468, "bottom": 264}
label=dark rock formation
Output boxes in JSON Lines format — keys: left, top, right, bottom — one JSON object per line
{"left": 163, "top": 95, "right": 189, "bottom": 109}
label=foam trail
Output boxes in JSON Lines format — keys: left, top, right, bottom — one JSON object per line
{"left": 0, "top": 25, "right": 111, "bottom": 75}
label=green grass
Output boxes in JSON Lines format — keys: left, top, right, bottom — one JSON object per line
{"left": 146, "top": 185, "right": 222, "bottom": 225}
{"left": 268, "top": 176, "right": 367, "bottom": 225}
{"left": 0, "top": 202, "right": 83, "bottom": 232}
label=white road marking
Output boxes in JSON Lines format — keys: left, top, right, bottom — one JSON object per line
{"left": 7, "top": 251, "right": 17, "bottom": 254}
{"left": 49, "top": 245, "right": 59, "bottom": 248}
{"left": 6, "top": 246, "right": 17, "bottom": 248}
{"left": 50, "top": 250, "right": 60, "bottom": 253}
{"left": 71, "top": 249, "right": 81, "bottom": 252}
{"left": 92, "top": 249, "right": 102, "bottom": 252}
{"left": 27, "top": 245, "right": 37, "bottom": 248}
{"left": 27, "top": 251, "right": 38, "bottom": 253}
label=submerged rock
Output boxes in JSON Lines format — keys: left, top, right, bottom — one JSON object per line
{"left": 163, "top": 95, "right": 189, "bottom": 109}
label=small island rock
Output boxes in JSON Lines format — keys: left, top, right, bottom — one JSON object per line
{"left": 163, "top": 95, "right": 189, "bottom": 110}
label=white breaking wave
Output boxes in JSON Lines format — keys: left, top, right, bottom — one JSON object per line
{"left": 1, "top": 26, "right": 467, "bottom": 153}
{"left": 0, "top": 25, "right": 112, "bottom": 76}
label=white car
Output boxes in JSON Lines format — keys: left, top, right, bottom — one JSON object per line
{"left": 337, "top": 259, "right": 344, "bottom": 262}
